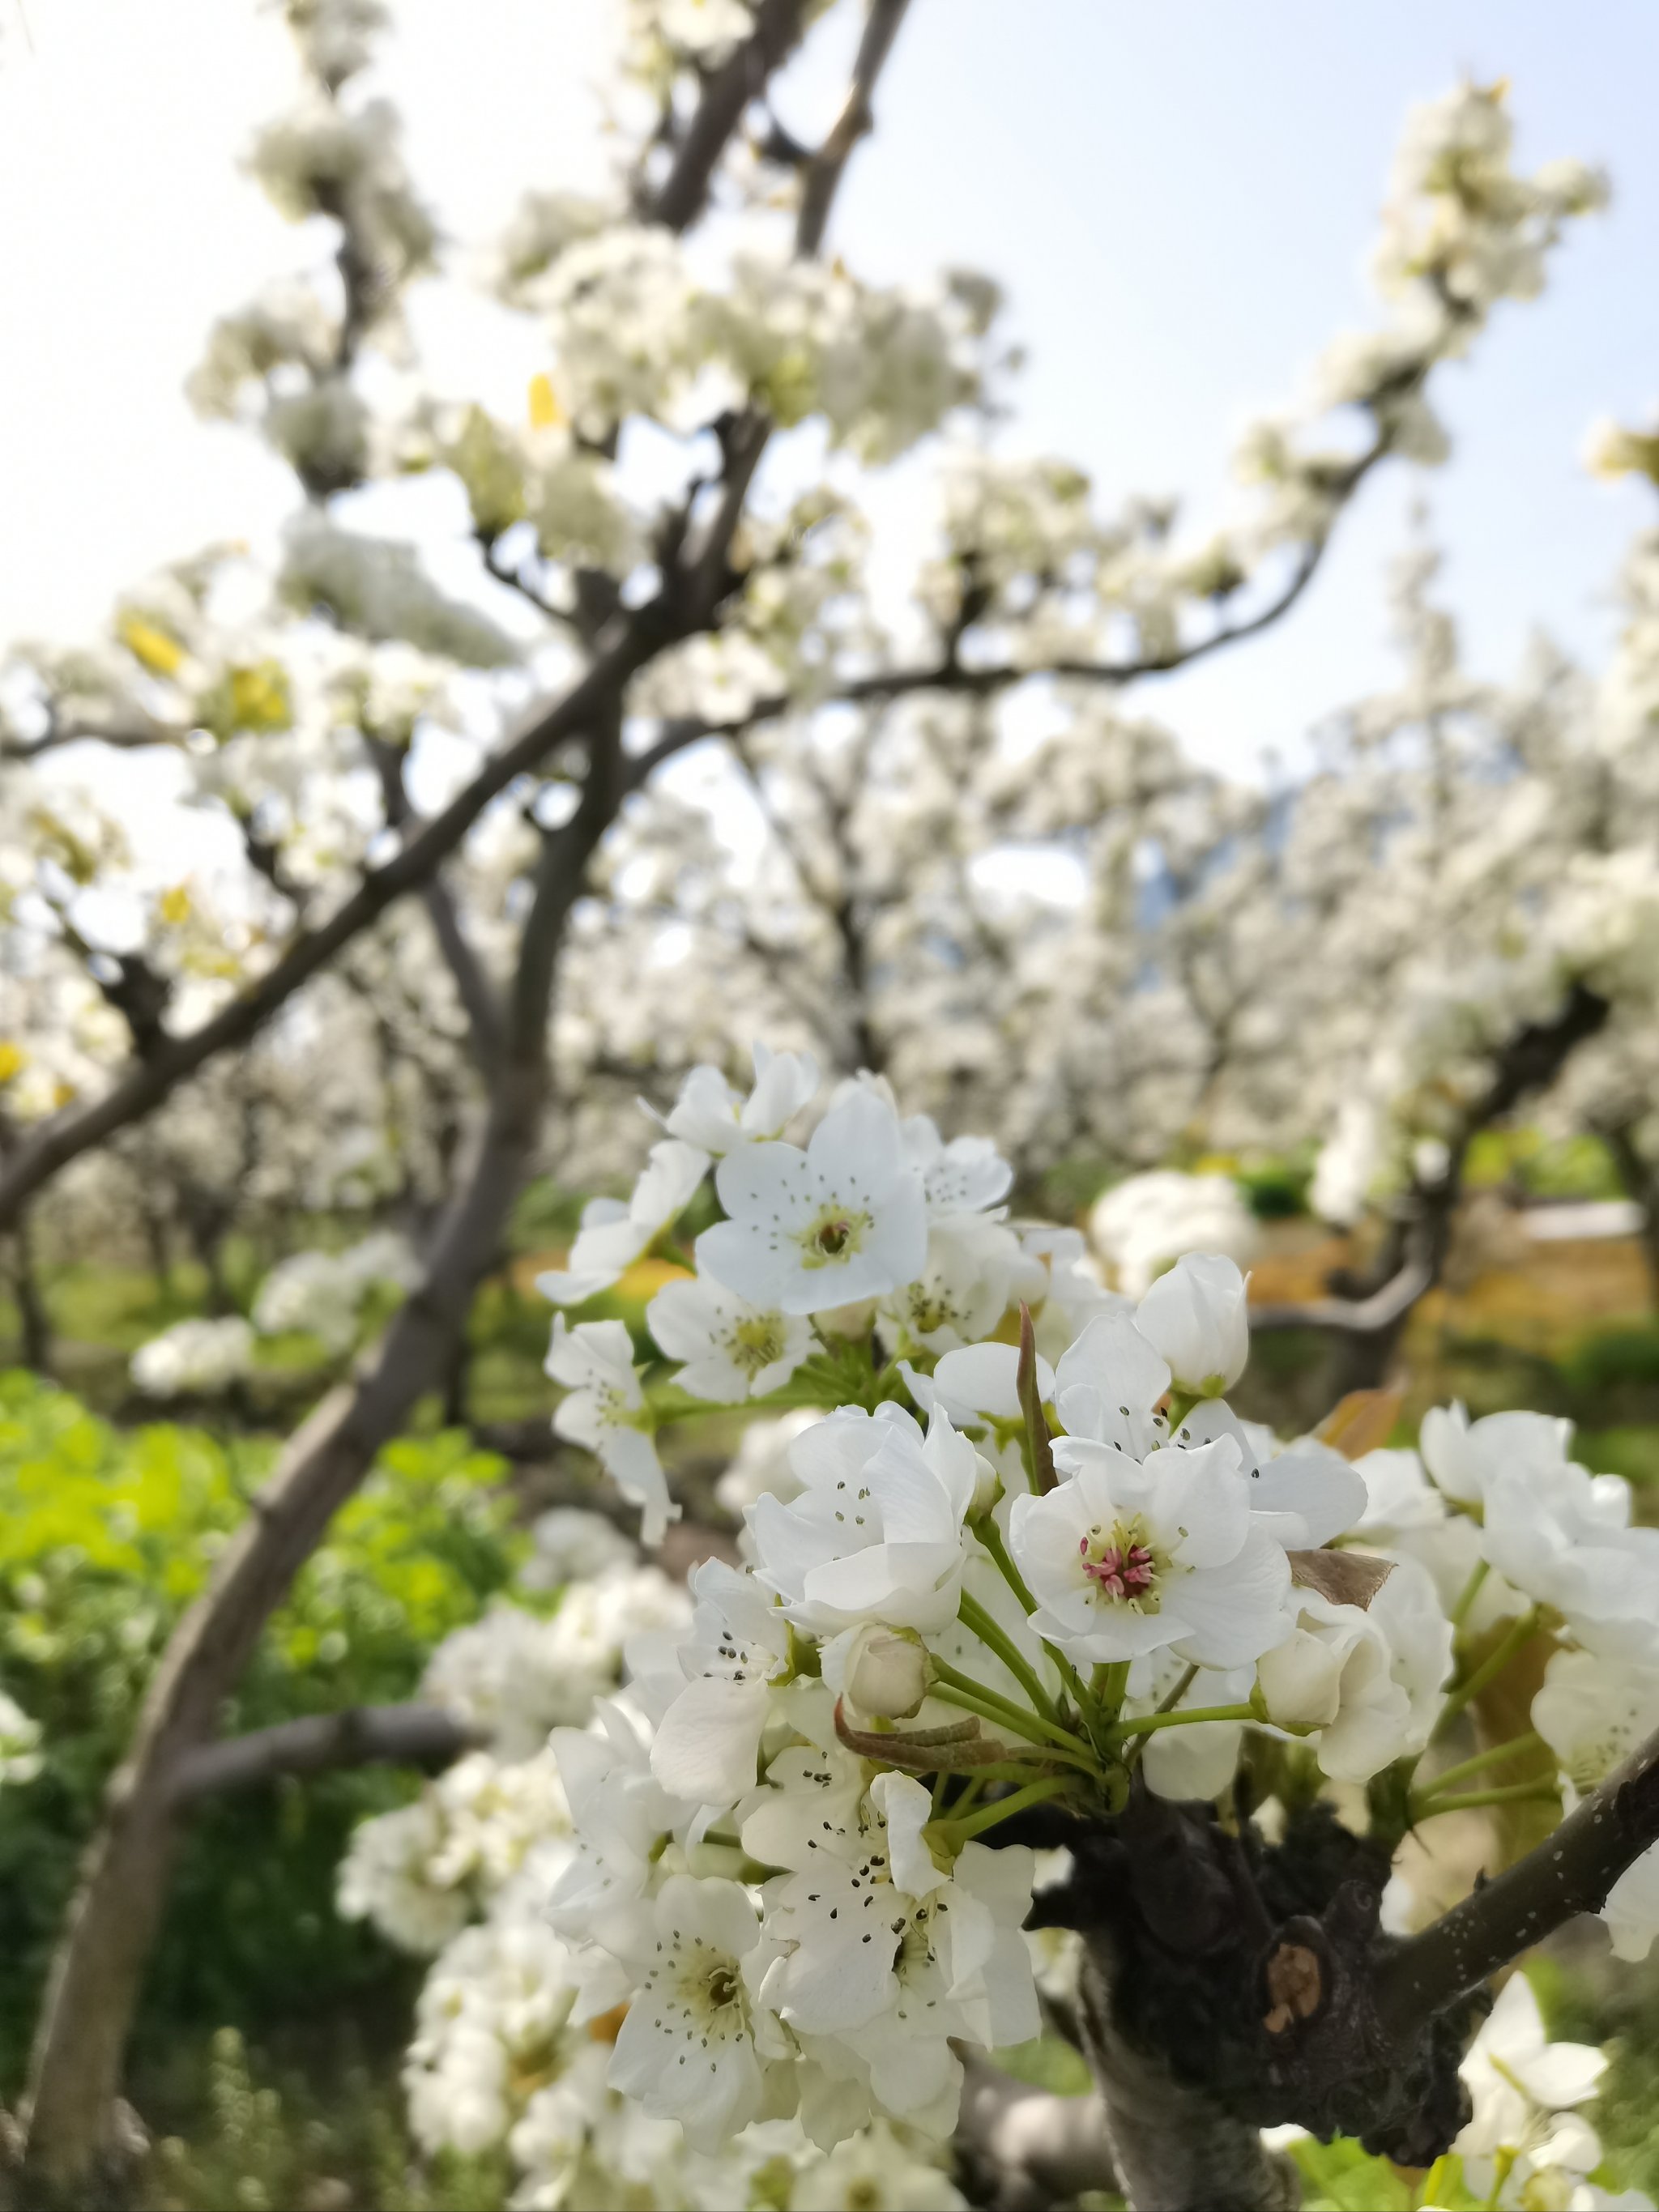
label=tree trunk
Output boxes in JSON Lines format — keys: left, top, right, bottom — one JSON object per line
{"left": 1602, "top": 1122, "right": 1659, "bottom": 1313}
{"left": 1077, "top": 1941, "right": 1296, "bottom": 2212}
{"left": 22, "top": 1069, "right": 540, "bottom": 2190}
{"left": 11, "top": 1208, "right": 52, "bottom": 1374}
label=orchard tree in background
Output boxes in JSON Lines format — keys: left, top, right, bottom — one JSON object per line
{"left": 5, "top": 0, "right": 1659, "bottom": 2204}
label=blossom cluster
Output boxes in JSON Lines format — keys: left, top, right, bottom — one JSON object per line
{"left": 520, "top": 1045, "right": 1659, "bottom": 2175}
{"left": 339, "top": 1511, "right": 965, "bottom": 2208}
{"left": 130, "top": 1230, "right": 420, "bottom": 1396}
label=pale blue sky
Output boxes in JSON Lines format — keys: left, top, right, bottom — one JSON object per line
{"left": 779, "top": 1, "right": 1659, "bottom": 765}
{"left": 2, "top": 1, "right": 1654, "bottom": 776}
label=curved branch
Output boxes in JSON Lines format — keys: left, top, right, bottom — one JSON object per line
{"left": 171, "top": 1703, "right": 477, "bottom": 1804}
{"left": 1251, "top": 982, "right": 1611, "bottom": 1351}
{"left": 0, "top": 626, "right": 655, "bottom": 1235}
{"left": 628, "top": 517, "right": 1357, "bottom": 774}
{"left": 641, "top": 0, "right": 813, "bottom": 232}
{"left": 795, "top": 0, "right": 911, "bottom": 257}
{"left": 1250, "top": 1256, "right": 1434, "bottom": 1336}
{"left": 0, "top": 720, "right": 188, "bottom": 762}
{"left": 1375, "top": 1719, "right": 1659, "bottom": 2039}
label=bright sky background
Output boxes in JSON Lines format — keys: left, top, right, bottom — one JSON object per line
{"left": 2, "top": 0, "right": 1656, "bottom": 778}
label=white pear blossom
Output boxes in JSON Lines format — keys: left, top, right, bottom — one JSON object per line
{"left": 650, "top": 1558, "right": 795, "bottom": 1808}
{"left": 130, "top": 1315, "right": 254, "bottom": 1398}
{"left": 546, "top": 1315, "right": 676, "bottom": 1545}
{"left": 1482, "top": 1459, "right": 1659, "bottom": 1660}
{"left": 1256, "top": 1558, "right": 1449, "bottom": 1781}
{"left": 606, "top": 1874, "right": 787, "bottom": 2150}
{"left": 824, "top": 1623, "right": 930, "bottom": 1720}
{"left": 1533, "top": 1647, "right": 1659, "bottom": 1962}
{"left": 659, "top": 1043, "right": 821, "bottom": 1156}
{"left": 747, "top": 1404, "right": 979, "bottom": 1635}
{"left": 791, "top": 2122, "right": 967, "bottom": 2211}
{"left": 697, "top": 1089, "right": 928, "bottom": 1315}
{"left": 0, "top": 1692, "right": 41, "bottom": 1789}
{"left": 1016, "top": 1433, "right": 1292, "bottom": 1668}
{"left": 647, "top": 1274, "right": 813, "bottom": 1402}
{"left": 1173, "top": 1400, "right": 1367, "bottom": 1549}
{"left": 518, "top": 1506, "right": 637, "bottom": 1589}
{"left": 1455, "top": 1974, "right": 1606, "bottom": 2201}
{"left": 1135, "top": 1251, "right": 1251, "bottom": 1396}
{"left": 715, "top": 1409, "right": 820, "bottom": 1517}
{"left": 1419, "top": 1402, "right": 1579, "bottom": 1509}
{"left": 900, "top": 1339, "right": 1052, "bottom": 1429}
{"left": 537, "top": 1137, "right": 710, "bottom": 1305}
{"left": 1089, "top": 1170, "right": 1260, "bottom": 1297}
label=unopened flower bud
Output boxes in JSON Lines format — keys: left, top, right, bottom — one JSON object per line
{"left": 1136, "top": 1251, "right": 1250, "bottom": 1396}
{"left": 844, "top": 1625, "right": 929, "bottom": 1720}
{"left": 1256, "top": 1624, "right": 1346, "bottom": 1732}
{"left": 969, "top": 1449, "right": 1002, "bottom": 1520}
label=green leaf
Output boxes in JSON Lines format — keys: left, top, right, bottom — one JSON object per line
{"left": 1287, "top": 2135, "right": 1417, "bottom": 2212}
{"left": 987, "top": 2035, "right": 1093, "bottom": 2098}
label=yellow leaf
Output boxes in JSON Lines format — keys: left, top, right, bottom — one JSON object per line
{"left": 117, "top": 612, "right": 186, "bottom": 678}
{"left": 52, "top": 1079, "right": 77, "bottom": 1108}
{"left": 228, "top": 663, "right": 292, "bottom": 732}
{"left": 1315, "top": 1388, "right": 1402, "bottom": 1461}
{"left": 159, "top": 885, "right": 192, "bottom": 925}
{"left": 617, "top": 1256, "right": 694, "bottom": 1300}
{"left": 0, "top": 1042, "right": 24, "bottom": 1085}
{"left": 527, "top": 373, "right": 564, "bottom": 430}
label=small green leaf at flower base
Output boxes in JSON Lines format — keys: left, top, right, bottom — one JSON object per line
{"left": 987, "top": 2036, "right": 1094, "bottom": 2098}
{"left": 1286, "top": 2134, "right": 1418, "bottom": 2211}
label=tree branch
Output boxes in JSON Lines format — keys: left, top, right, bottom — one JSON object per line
{"left": 0, "top": 626, "right": 654, "bottom": 1236}
{"left": 1252, "top": 982, "right": 1611, "bottom": 1357}
{"left": 640, "top": 0, "right": 813, "bottom": 232}
{"left": 170, "top": 1704, "right": 477, "bottom": 1804}
{"left": 795, "top": 0, "right": 911, "bottom": 257}
{"left": 365, "top": 735, "right": 506, "bottom": 1072}
{"left": 1375, "top": 1719, "right": 1659, "bottom": 2040}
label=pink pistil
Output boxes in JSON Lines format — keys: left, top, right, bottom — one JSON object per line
{"left": 1080, "top": 1536, "right": 1154, "bottom": 1600}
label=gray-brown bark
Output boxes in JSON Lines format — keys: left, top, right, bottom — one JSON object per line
{"left": 1077, "top": 1941, "right": 1296, "bottom": 2212}
{"left": 170, "top": 1703, "right": 477, "bottom": 1804}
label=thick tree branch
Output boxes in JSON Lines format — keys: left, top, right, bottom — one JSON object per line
{"left": 171, "top": 1703, "right": 477, "bottom": 1804}
{"left": 795, "top": 0, "right": 911, "bottom": 256}
{"left": 365, "top": 736, "right": 506, "bottom": 1072}
{"left": 640, "top": 0, "right": 812, "bottom": 232}
{"left": 1375, "top": 1720, "right": 1659, "bottom": 2039}
{"left": 1252, "top": 982, "right": 1610, "bottom": 1366}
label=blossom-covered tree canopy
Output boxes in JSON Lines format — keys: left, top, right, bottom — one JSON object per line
{"left": 7, "top": 2, "right": 1659, "bottom": 2208}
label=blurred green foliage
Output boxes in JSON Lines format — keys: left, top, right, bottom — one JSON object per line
{"left": 1464, "top": 1128, "right": 1624, "bottom": 1200}
{"left": 0, "top": 1371, "right": 522, "bottom": 2094}
{"left": 138, "top": 2026, "right": 508, "bottom": 2212}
